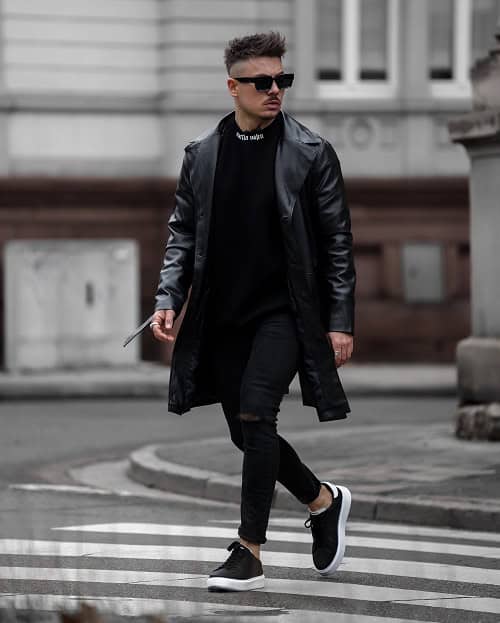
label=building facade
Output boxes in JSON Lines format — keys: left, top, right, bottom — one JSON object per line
{"left": 0, "top": 0, "right": 498, "bottom": 363}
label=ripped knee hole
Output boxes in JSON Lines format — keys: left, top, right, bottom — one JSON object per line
{"left": 238, "top": 412, "right": 262, "bottom": 422}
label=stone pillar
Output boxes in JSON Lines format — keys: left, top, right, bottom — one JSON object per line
{"left": 448, "top": 24, "right": 500, "bottom": 441}
{"left": 0, "top": 0, "right": 9, "bottom": 174}
{"left": 293, "top": 0, "right": 316, "bottom": 101}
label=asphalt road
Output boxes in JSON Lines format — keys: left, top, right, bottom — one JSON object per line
{"left": 1, "top": 396, "right": 499, "bottom": 622}
{"left": 0, "top": 394, "right": 455, "bottom": 485}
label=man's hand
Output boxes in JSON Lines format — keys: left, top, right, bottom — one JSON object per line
{"left": 327, "top": 331, "right": 353, "bottom": 367}
{"left": 150, "top": 309, "right": 177, "bottom": 343}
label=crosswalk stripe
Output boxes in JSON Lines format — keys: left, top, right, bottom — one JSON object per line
{"left": 0, "top": 594, "right": 429, "bottom": 623}
{"left": 53, "top": 523, "right": 500, "bottom": 559}
{"left": 1, "top": 538, "right": 308, "bottom": 563}
{"left": 1, "top": 539, "right": 499, "bottom": 586}
{"left": 394, "top": 596, "right": 500, "bottom": 615}
{"left": 2, "top": 566, "right": 498, "bottom": 613}
{"left": 243, "top": 518, "right": 500, "bottom": 544}
{"left": 8, "top": 484, "right": 121, "bottom": 496}
{"left": 3, "top": 514, "right": 499, "bottom": 621}
{"left": 342, "top": 557, "right": 500, "bottom": 586}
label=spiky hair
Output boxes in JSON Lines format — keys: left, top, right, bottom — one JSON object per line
{"left": 224, "top": 31, "right": 287, "bottom": 75}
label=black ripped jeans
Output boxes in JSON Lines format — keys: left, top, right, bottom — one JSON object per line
{"left": 207, "top": 307, "right": 322, "bottom": 544}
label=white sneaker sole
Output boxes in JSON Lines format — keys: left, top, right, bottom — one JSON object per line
{"left": 315, "top": 483, "right": 352, "bottom": 576}
{"left": 207, "top": 574, "right": 265, "bottom": 592}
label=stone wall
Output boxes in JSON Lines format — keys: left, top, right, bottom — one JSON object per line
{"left": 0, "top": 176, "right": 469, "bottom": 366}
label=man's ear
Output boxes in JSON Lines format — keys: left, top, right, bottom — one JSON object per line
{"left": 227, "top": 77, "right": 238, "bottom": 98}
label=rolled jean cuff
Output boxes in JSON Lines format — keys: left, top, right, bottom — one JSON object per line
{"left": 238, "top": 527, "right": 267, "bottom": 546}
{"left": 300, "top": 480, "right": 322, "bottom": 506}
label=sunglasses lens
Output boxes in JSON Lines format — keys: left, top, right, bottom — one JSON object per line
{"left": 246, "top": 74, "right": 295, "bottom": 91}
{"left": 277, "top": 74, "right": 294, "bottom": 88}
{"left": 254, "top": 77, "right": 273, "bottom": 91}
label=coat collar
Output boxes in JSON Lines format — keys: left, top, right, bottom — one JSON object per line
{"left": 188, "top": 109, "right": 321, "bottom": 148}
{"left": 187, "top": 110, "right": 322, "bottom": 220}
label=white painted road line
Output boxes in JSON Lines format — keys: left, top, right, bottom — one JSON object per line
{"left": 340, "top": 557, "right": 500, "bottom": 586}
{"left": 394, "top": 596, "right": 500, "bottom": 615}
{"left": 232, "top": 517, "right": 500, "bottom": 544}
{"left": 0, "top": 566, "right": 481, "bottom": 610}
{"left": 8, "top": 484, "right": 123, "bottom": 496}
{"left": 0, "top": 538, "right": 308, "bottom": 564}
{"left": 53, "top": 522, "right": 500, "bottom": 559}
{"left": 0, "top": 593, "right": 429, "bottom": 623}
{"left": 1, "top": 539, "right": 499, "bottom": 586}
{"left": 2, "top": 515, "right": 499, "bottom": 620}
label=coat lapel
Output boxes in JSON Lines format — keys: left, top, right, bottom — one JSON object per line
{"left": 275, "top": 113, "right": 321, "bottom": 220}
{"left": 189, "top": 132, "right": 220, "bottom": 228}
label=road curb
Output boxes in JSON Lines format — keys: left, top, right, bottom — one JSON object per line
{"left": 0, "top": 364, "right": 457, "bottom": 399}
{"left": 128, "top": 444, "right": 500, "bottom": 532}
{"left": 0, "top": 363, "right": 170, "bottom": 399}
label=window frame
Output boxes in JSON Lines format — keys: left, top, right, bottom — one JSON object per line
{"left": 430, "top": 0, "right": 473, "bottom": 99}
{"left": 317, "top": 0, "right": 400, "bottom": 99}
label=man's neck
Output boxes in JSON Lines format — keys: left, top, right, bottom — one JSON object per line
{"left": 234, "top": 109, "right": 276, "bottom": 132}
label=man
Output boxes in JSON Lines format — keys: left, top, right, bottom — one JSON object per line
{"left": 125, "top": 31, "right": 356, "bottom": 592}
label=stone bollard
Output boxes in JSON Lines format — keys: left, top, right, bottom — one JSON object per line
{"left": 449, "top": 24, "right": 500, "bottom": 441}
{"left": 485, "top": 403, "right": 500, "bottom": 440}
{"left": 456, "top": 403, "right": 500, "bottom": 441}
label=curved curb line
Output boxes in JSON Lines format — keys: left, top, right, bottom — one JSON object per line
{"left": 128, "top": 444, "right": 500, "bottom": 532}
{"left": 128, "top": 444, "right": 242, "bottom": 505}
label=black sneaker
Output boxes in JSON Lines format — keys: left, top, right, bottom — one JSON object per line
{"left": 304, "top": 482, "right": 351, "bottom": 575}
{"left": 207, "top": 541, "right": 265, "bottom": 591}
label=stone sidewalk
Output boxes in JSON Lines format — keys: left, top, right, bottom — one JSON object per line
{"left": 127, "top": 396, "right": 500, "bottom": 532}
{"left": 5, "top": 360, "right": 498, "bottom": 531}
{"left": 0, "top": 362, "right": 457, "bottom": 398}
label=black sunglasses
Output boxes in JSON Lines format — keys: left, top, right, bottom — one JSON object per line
{"left": 233, "top": 73, "right": 294, "bottom": 91}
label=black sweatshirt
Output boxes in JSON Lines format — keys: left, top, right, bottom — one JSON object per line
{"left": 205, "top": 111, "right": 291, "bottom": 328}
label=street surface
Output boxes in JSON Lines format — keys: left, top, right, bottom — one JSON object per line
{"left": 0, "top": 395, "right": 498, "bottom": 621}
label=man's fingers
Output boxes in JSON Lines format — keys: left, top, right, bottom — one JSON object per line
{"left": 329, "top": 334, "right": 354, "bottom": 368}
{"left": 164, "top": 310, "right": 175, "bottom": 330}
{"left": 152, "top": 325, "right": 174, "bottom": 342}
{"left": 337, "top": 347, "right": 348, "bottom": 367}
{"left": 150, "top": 309, "right": 176, "bottom": 342}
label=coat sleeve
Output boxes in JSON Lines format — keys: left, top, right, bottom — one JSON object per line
{"left": 154, "top": 148, "right": 196, "bottom": 315}
{"left": 310, "top": 139, "right": 356, "bottom": 335}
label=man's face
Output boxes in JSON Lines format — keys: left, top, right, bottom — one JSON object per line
{"left": 228, "top": 56, "right": 286, "bottom": 122}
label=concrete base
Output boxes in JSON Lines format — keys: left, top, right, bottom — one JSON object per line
{"left": 456, "top": 337, "right": 500, "bottom": 440}
{"left": 456, "top": 402, "right": 500, "bottom": 440}
{"left": 457, "top": 337, "right": 500, "bottom": 403}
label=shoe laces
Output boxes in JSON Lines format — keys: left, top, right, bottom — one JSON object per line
{"left": 218, "top": 540, "right": 249, "bottom": 571}
{"left": 304, "top": 511, "right": 327, "bottom": 538}
{"left": 304, "top": 491, "right": 337, "bottom": 531}
{"left": 304, "top": 515, "right": 320, "bottom": 533}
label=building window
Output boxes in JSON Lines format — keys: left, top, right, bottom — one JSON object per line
{"left": 429, "top": 0, "right": 455, "bottom": 80}
{"left": 317, "top": 0, "right": 342, "bottom": 81}
{"left": 429, "top": 0, "right": 500, "bottom": 97}
{"left": 359, "top": 0, "right": 389, "bottom": 80}
{"left": 316, "top": 0, "right": 399, "bottom": 98}
{"left": 471, "top": 0, "right": 500, "bottom": 66}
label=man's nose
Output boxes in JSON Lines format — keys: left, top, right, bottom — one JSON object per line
{"left": 268, "top": 79, "right": 280, "bottom": 94}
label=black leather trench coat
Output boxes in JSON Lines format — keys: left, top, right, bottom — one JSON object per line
{"left": 125, "top": 110, "right": 356, "bottom": 422}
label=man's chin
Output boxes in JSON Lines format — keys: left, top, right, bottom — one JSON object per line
{"left": 260, "top": 107, "right": 281, "bottom": 119}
